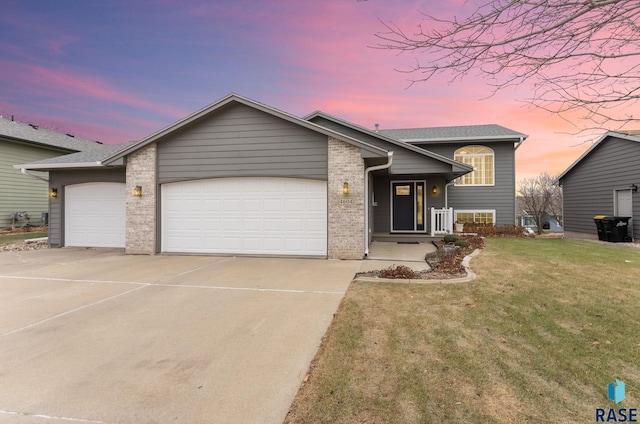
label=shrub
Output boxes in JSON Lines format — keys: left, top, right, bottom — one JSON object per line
{"left": 454, "top": 239, "right": 469, "bottom": 249}
{"left": 501, "top": 225, "right": 526, "bottom": 237}
{"left": 443, "top": 234, "right": 459, "bottom": 243}
{"left": 462, "top": 222, "right": 525, "bottom": 238}
{"left": 379, "top": 264, "right": 420, "bottom": 279}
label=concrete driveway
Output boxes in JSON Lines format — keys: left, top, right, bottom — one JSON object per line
{"left": 0, "top": 248, "right": 360, "bottom": 424}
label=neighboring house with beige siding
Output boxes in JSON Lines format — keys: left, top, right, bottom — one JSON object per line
{"left": 0, "top": 117, "right": 101, "bottom": 228}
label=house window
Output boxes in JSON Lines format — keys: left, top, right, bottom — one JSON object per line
{"left": 454, "top": 145, "right": 494, "bottom": 185}
{"left": 455, "top": 210, "right": 495, "bottom": 224}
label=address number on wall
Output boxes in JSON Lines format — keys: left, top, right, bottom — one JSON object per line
{"left": 339, "top": 199, "right": 354, "bottom": 204}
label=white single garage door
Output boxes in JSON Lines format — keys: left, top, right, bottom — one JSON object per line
{"left": 65, "top": 182, "right": 126, "bottom": 248}
{"left": 161, "top": 177, "right": 327, "bottom": 256}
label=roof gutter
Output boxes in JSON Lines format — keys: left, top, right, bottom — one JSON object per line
{"left": 13, "top": 162, "right": 102, "bottom": 171}
{"left": 514, "top": 135, "right": 527, "bottom": 151}
{"left": 20, "top": 167, "right": 48, "bottom": 183}
{"left": 403, "top": 135, "right": 526, "bottom": 143}
{"left": 364, "top": 151, "right": 393, "bottom": 257}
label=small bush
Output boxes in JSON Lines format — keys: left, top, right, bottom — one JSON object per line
{"left": 443, "top": 234, "right": 459, "bottom": 243}
{"left": 379, "top": 264, "right": 420, "bottom": 279}
{"left": 500, "top": 225, "right": 526, "bottom": 237}
{"left": 462, "top": 222, "right": 525, "bottom": 238}
{"left": 454, "top": 239, "right": 469, "bottom": 249}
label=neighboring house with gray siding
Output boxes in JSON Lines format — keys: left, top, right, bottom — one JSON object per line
{"left": 15, "top": 94, "right": 527, "bottom": 259}
{"left": 557, "top": 131, "right": 640, "bottom": 242}
{"left": 0, "top": 117, "right": 101, "bottom": 228}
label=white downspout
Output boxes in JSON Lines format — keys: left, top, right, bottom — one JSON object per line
{"left": 514, "top": 136, "right": 526, "bottom": 225}
{"left": 21, "top": 168, "right": 49, "bottom": 183}
{"left": 444, "top": 181, "right": 455, "bottom": 208}
{"left": 364, "top": 151, "right": 393, "bottom": 257}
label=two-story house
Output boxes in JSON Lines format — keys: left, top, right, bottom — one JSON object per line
{"left": 15, "top": 94, "right": 527, "bottom": 258}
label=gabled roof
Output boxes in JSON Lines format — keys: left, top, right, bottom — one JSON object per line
{"left": 0, "top": 116, "right": 102, "bottom": 152}
{"left": 304, "top": 111, "right": 474, "bottom": 173}
{"left": 98, "top": 94, "right": 389, "bottom": 166}
{"left": 556, "top": 131, "right": 640, "bottom": 183}
{"left": 14, "top": 141, "right": 137, "bottom": 170}
{"left": 379, "top": 124, "right": 527, "bottom": 143}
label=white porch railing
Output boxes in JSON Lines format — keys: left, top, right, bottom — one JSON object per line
{"left": 430, "top": 207, "right": 453, "bottom": 236}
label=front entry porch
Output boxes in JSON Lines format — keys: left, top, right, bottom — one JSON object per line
{"left": 369, "top": 173, "right": 456, "bottom": 241}
{"left": 371, "top": 206, "right": 455, "bottom": 243}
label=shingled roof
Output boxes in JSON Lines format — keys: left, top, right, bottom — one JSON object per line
{"left": 14, "top": 141, "right": 137, "bottom": 170}
{"left": 0, "top": 116, "right": 102, "bottom": 152}
{"left": 380, "top": 124, "right": 527, "bottom": 143}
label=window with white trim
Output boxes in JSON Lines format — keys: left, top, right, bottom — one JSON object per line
{"left": 455, "top": 210, "right": 495, "bottom": 224}
{"left": 454, "top": 145, "right": 494, "bottom": 185}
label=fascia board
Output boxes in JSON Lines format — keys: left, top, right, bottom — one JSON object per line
{"left": 14, "top": 162, "right": 103, "bottom": 170}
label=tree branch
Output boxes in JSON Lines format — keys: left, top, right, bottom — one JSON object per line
{"left": 375, "top": 0, "right": 640, "bottom": 128}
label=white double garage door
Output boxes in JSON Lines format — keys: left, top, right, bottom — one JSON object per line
{"left": 65, "top": 178, "right": 327, "bottom": 256}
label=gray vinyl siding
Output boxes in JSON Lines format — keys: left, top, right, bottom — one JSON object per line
{"left": 0, "top": 139, "right": 69, "bottom": 228}
{"left": 157, "top": 103, "right": 328, "bottom": 183}
{"left": 48, "top": 168, "right": 126, "bottom": 247}
{"left": 560, "top": 136, "right": 640, "bottom": 240}
{"left": 422, "top": 142, "right": 516, "bottom": 225}
{"left": 372, "top": 175, "right": 447, "bottom": 233}
{"left": 309, "top": 117, "right": 452, "bottom": 174}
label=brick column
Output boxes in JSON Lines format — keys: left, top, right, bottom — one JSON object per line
{"left": 327, "top": 137, "right": 365, "bottom": 259}
{"left": 126, "top": 143, "right": 157, "bottom": 254}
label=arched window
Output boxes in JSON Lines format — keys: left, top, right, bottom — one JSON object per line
{"left": 454, "top": 145, "right": 494, "bottom": 185}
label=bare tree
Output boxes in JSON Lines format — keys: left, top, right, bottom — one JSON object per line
{"left": 376, "top": 0, "right": 640, "bottom": 129}
{"left": 518, "top": 173, "right": 562, "bottom": 234}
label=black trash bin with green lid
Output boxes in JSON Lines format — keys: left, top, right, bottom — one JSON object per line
{"left": 593, "top": 215, "right": 607, "bottom": 241}
{"left": 602, "top": 216, "right": 632, "bottom": 242}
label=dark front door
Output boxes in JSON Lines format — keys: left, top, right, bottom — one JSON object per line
{"left": 392, "top": 181, "right": 425, "bottom": 232}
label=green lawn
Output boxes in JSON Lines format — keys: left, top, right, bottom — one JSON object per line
{"left": 0, "top": 231, "right": 48, "bottom": 246}
{"left": 285, "top": 238, "right": 640, "bottom": 423}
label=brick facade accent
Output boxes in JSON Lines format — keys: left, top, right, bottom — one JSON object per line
{"left": 126, "top": 143, "right": 157, "bottom": 254}
{"left": 327, "top": 137, "right": 365, "bottom": 259}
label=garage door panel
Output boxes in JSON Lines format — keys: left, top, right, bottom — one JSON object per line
{"left": 162, "top": 178, "right": 327, "bottom": 255}
{"left": 65, "top": 183, "right": 126, "bottom": 248}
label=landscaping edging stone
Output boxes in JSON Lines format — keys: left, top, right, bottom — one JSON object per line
{"left": 0, "top": 240, "right": 49, "bottom": 252}
{"left": 353, "top": 248, "right": 481, "bottom": 284}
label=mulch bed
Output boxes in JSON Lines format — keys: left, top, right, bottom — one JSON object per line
{"left": 356, "top": 235, "right": 485, "bottom": 280}
{"left": 355, "top": 267, "right": 467, "bottom": 281}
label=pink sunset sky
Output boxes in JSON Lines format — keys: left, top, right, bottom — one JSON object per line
{"left": 1, "top": 0, "right": 630, "bottom": 182}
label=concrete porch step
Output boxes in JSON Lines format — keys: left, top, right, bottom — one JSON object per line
{"left": 372, "top": 233, "right": 441, "bottom": 243}
{"left": 367, "top": 240, "right": 437, "bottom": 261}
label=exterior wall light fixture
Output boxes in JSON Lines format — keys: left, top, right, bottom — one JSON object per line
{"left": 342, "top": 182, "right": 349, "bottom": 195}
{"left": 133, "top": 186, "right": 143, "bottom": 197}
{"left": 631, "top": 184, "right": 638, "bottom": 192}
{"left": 432, "top": 185, "right": 439, "bottom": 195}
{"left": 48, "top": 188, "right": 58, "bottom": 199}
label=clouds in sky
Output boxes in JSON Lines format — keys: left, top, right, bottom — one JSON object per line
{"left": 1, "top": 0, "right": 620, "bottom": 180}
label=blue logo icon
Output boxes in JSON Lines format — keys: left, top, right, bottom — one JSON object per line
{"left": 608, "top": 379, "right": 625, "bottom": 404}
